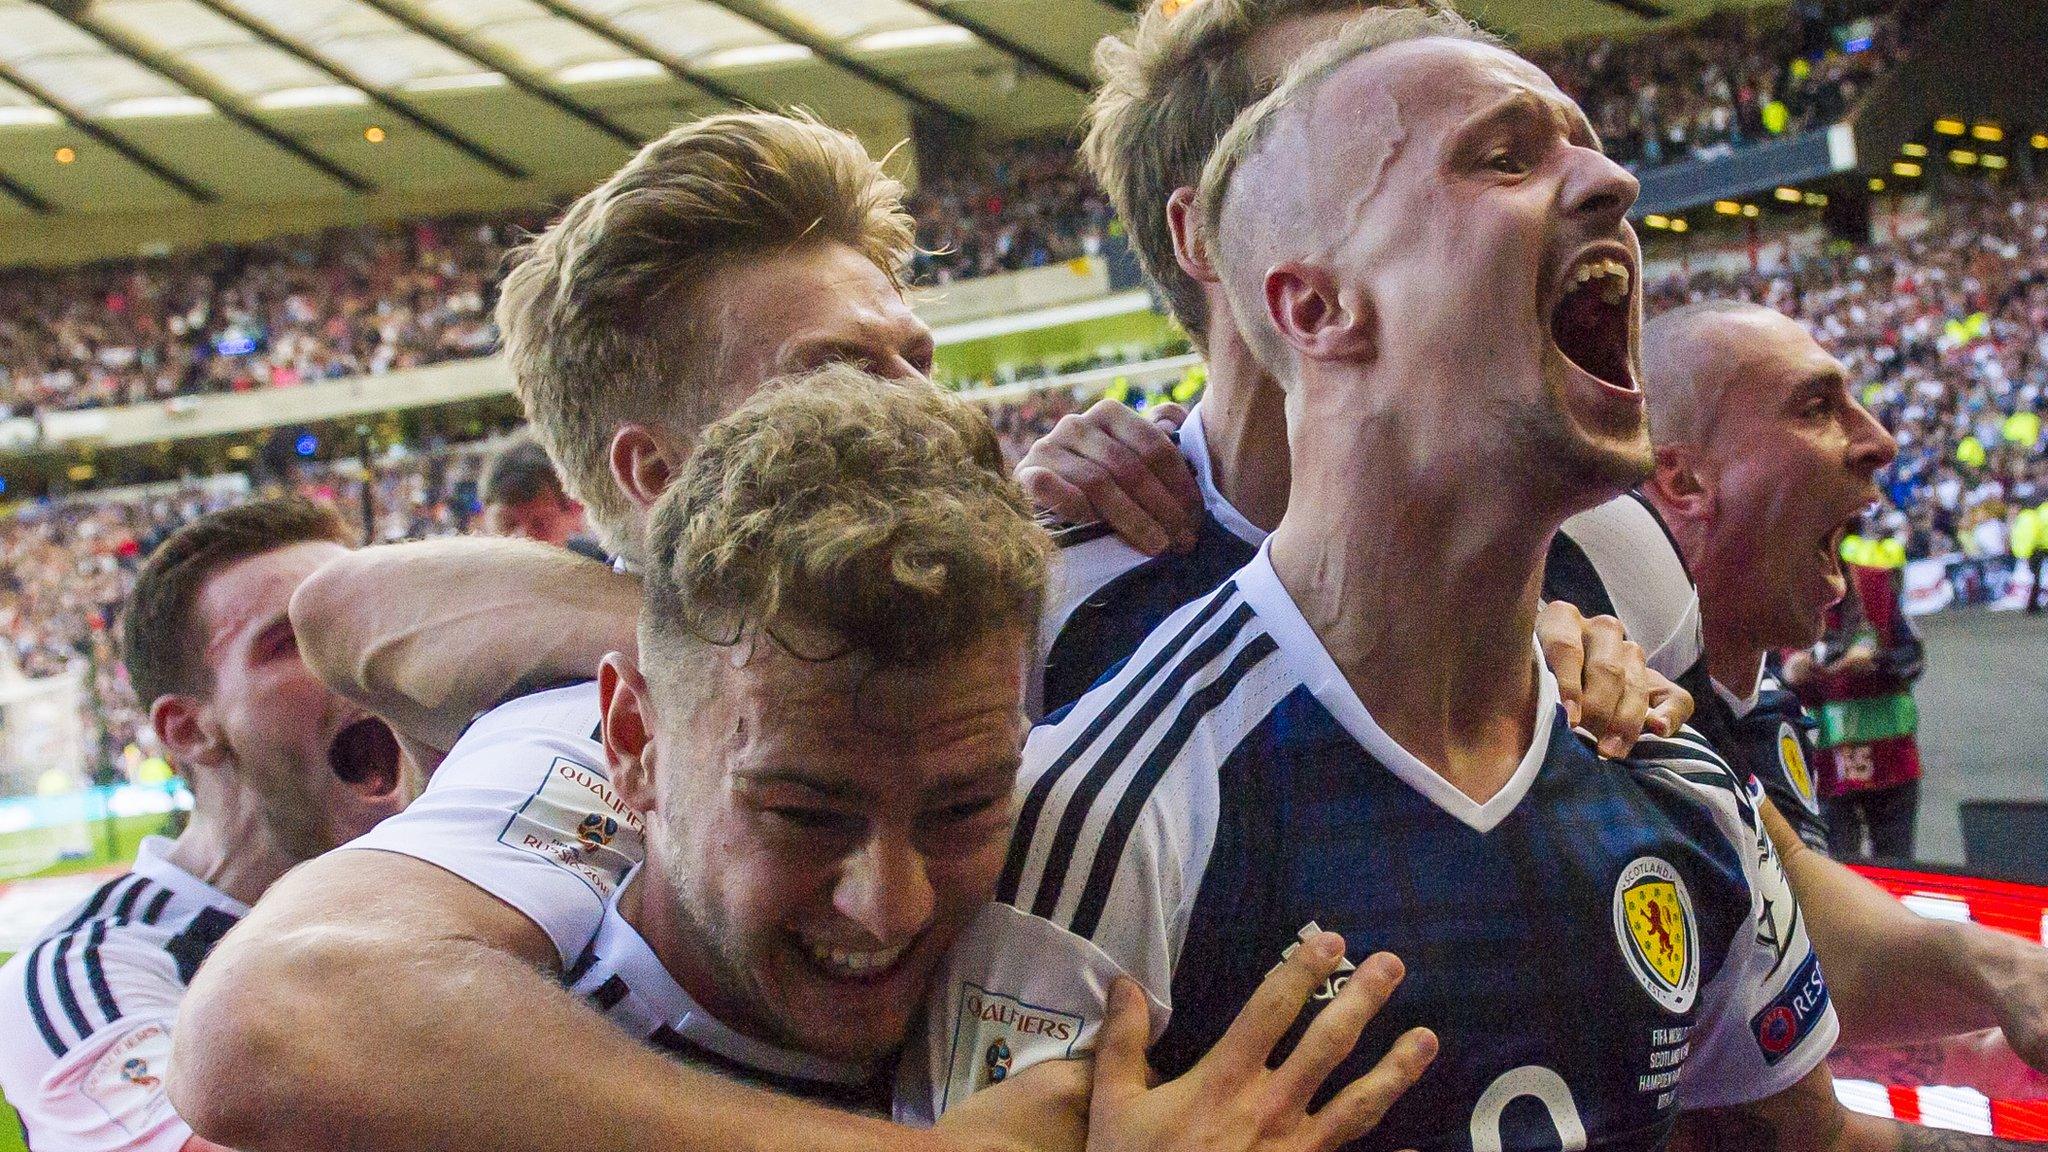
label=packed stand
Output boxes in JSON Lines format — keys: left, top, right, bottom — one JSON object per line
{"left": 1647, "top": 181, "right": 2048, "bottom": 584}
{"left": 1535, "top": 0, "right": 1939, "bottom": 172}
{"left": 906, "top": 135, "right": 1115, "bottom": 285}
{"left": 1, "top": 215, "right": 538, "bottom": 420}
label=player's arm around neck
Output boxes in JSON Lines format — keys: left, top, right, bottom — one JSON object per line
{"left": 1672, "top": 1061, "right": 2037, "bottom": 1152}
{"left": 1760, "top": 797, "right": 2048, "bottom": 1067}
{"left": 290, "top": 536, "right": 639, "bottom": 758}
{"left": 168, "top": 848, "right": 966, "bottom": 1152}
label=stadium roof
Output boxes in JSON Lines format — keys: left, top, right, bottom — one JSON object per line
{"left": 0, "top": 0, "right": 1776, "bottom": 226}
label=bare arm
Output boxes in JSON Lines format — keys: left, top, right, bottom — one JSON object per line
{"left": 291, "top": 537, "right": 639, "bottom": 757}
{"left": 170, "top": 849, "right": 978, "bottom": 1152}
{"left": 1762, "top": 798, "right": 2048, "bottom": 1069}
{"left": 1673, "top": 1062, "right": 2036, "bottom": 1152}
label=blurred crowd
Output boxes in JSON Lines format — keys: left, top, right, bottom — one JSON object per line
{"left": 1, "top": 2, "right": 1939, "bottom": 423}
{"left": 1649, "top": 182, "right": 2048, "bottom": 567}
{"left": 905, "top": 136, "right": 1115, "bottom": 284}
{"left": 1535, "top": 0, "right": 1938, "bottom": 172}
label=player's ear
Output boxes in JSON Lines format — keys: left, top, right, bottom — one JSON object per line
{"left": 1646, "top": 443, "right": 1714, "bottom": 524}
{"left": 1265, "top": 262, "right": 1375, "bottom": 363}
{"left": 1167, "top": 187, "right": 1220, "bottom": 284}
{"left": 598, "top": 653, "right": 657, "bottom": 816}
{"left": 151, "top": 695, "right": 228, "bottom": 772}
{"left": 608, "top": 425, "right": 674, "bottom": 514}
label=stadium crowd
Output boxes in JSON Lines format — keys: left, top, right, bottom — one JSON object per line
{"left": 1648, "top": 182, "right": 2048, "bottom": 566}
{"left": 1535, "top": 0, "right": 1938, "bottom": 172}
{"left": 0, "top": 1, "right": 1935, "bottom": 424}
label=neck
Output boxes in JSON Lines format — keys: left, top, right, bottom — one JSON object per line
{"left": 1706, "top": 632, "right": 1767, "bottom": 702}
{"left": 627, "top": 853, "right": 787, "bottom": 1055}
{"left": 1267, "top": 370, "right": 1585, "bottom": 804}
{"left": 1201, "top": 334, "right": 1292, "bottom": 533}
{"left": 163, "top": 785, "right": 306, "bottom": 907}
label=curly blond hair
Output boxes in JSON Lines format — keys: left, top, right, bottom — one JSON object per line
{"left": 497, "top": 111, "right": 915, "bottom": 565}
{"left": 641, "top": 364, "right": 1051, "bottom": 672}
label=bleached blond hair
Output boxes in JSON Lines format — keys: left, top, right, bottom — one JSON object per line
{"left": 1197, "top": 5, "right": 1496, "bottom": 373}
{"left": 1082, "top": 0, "right": 1449, "bottom": 348}
{"left": 496, "top": 111, "right": 915, "bottom": 566}
{"left": 640, "top": 364, "right": 1051, "bottom": 675}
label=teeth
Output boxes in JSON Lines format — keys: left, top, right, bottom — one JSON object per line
{"left": 1569, "top": 257, "right": 1632, "bottom": 305}
{"left": 802, "top": 939, "right": 909, "bottom": 978}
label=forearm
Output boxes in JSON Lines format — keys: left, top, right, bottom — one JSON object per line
{"left": 1843, "top": 1111, "right": 2038, "bottom": 1151}
{"left": 172, "top": 871, "right": 961, "bottom": 1152}
{"left": 1766, "top": 801, "right": 1999, "bottom": 1047}
{"left": 291, "top": 537, "right": 639, "bottom": 753}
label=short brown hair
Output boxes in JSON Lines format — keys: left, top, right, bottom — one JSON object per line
{"left": 122, "top": 496, "right": 353, "bottom": 707}
{"left": 1083, "top": 0, "right": 1437, "bottom": 347}
{"left": 481, "top": 434, "right": 568, "bottom": 508}
{"left": 497, "top": 111, "right": 916, "bottom": 565}
{"left": 641, "top": 364, "right": 1051, "bottom": 673}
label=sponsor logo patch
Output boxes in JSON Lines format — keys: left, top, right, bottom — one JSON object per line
{"left": 1271, "top": 921, "right": 1357, "bottom": 1002}
{"left": 1750, "top": 950, "right": 1830, "bottom": 1064}
{"left": 1613, "top": 856, "right": 1699, "bottom": 1013}
{"left": 942, "top": 983, "right": 1083, "bottom": 1109}
{"left": 498, "top": 756, "right": 644, "bottom": 899}
{"left": 1777, "top": 722, "right": 1820, "bottom": 814}
{"left": 83, "top": 1022, "right": 175, "bottom": 1135}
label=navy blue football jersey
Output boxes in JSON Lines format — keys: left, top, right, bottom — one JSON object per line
{"left": 1713, "top": 677, "right": 1831, "bottom": 854}
{"left": 925, "top": 548, "right": 1836, "bottom": 1150}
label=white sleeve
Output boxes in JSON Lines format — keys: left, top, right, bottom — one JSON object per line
{"left": 1677, "top": 774, "right": 1839, "bottom": 1110}
{"left": 0, "top": 947, "right": 190, "bottom": 1152}
{"left": 342, "top": 685, "right": 643, "bottom": 968}
{"left": 919, "top": 704, "right": 1207, "bottom": 1119}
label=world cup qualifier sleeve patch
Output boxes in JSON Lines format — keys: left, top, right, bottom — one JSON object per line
{"left": 1750, "top": 950, "right": 1830, "bottom": 1066}
{"left": 497, "top": 755, "right": 645, "bottom": 900}
{"left": 80, "top": 1020, "right": 177, "bottom": 1137}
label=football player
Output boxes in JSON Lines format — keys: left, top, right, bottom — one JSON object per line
{"left": 0, "top": 498, "right": 407, "bottom": 1152}
{"left": 926, "top": 12, "right": 2037, "bottom": 1151}
{"left": 1036, "top": 0, "right": 2048, "bottom": 1081}
{"left": 170, "top": 114, "right": 1428, "bottom": 1152}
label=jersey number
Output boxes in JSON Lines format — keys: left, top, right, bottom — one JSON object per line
{"left": 1470, "top": 1065, "right": 1588, "bottom": 1152}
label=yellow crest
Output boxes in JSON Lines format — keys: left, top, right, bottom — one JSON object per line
{"left": 1613, "top": 856, "right": 1699, "bottom": 1012}
{"left": 1623, "top": 880, "right": 1689, "bottom": 986}
{"left": 1777, "top": 723, "right": 1818, "bottom": 811}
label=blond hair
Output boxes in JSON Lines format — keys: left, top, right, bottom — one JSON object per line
{"left": 641, "top": 364, "right": 1051, "bottom": 673}
{"left": 1198, "top": 6, "right": 1496, "bottom": 372}
{"left": 496, "top": 111, "right": 915, "bottom": 566}
{"left": 1083, "top": 0, "right": 1445, "bottom": 348}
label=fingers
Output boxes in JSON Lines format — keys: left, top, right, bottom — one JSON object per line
{"left": 1081, "top": 401, "right": 1203, "bottom": 548}
{"left": 1644, "top": 676, "right": 1694, "bottom": 737}
{"left": 1600, "top": 662, "right": 1651, "bottom": 759}
{"left": 1207, "top": 930, "right": 1347, "bottom": 1077}
{"left": 1573, "top": 615, "right": 1634, "bottom": 753}
{"left": 1017, "top": 467, "right": 1098, "bottom": 528}
{"left": 1022, "top": 409, "right": 1190, "bottom": 555}
{"left": 1091, "top": 976, "right": 1155, "bottom": 1113}
{"left": 1148, "top": 402, "right": 1190, "bottom": 432}
{"left": 1269, "top": 952, "right": 1406, "bottom": 1109}
{"left": 1536, "top": 601, "right": 1587, "bottom": 729}
{"left": 1306, "top": 1028, "right": 1439, "bottom": 1152}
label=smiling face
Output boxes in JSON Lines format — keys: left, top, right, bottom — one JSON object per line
{"left": 1683, "top": 310, "right": 1899, "bottom": 649}
{"left": 611, "top": 624, "right": 1028, "bottom": 1066}
{"left": 192, "top": 542, "right": 407, "bottom": 858}
{"left": 1217, "top": 34, "right": 1652, "bottom": 499}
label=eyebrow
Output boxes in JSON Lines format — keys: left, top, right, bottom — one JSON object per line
{"left": 1452, "top": 90, "right": 1602, "bottom": 156}
{"left": 205, "top": 606, "right": 289, "bottom": 661}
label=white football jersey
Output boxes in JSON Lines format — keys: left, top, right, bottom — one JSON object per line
{"left": 0, "top": 838, "right": 248, "bottom": 1152}
{"left": 342, "top": 681, "right": 638, "bottom": 967}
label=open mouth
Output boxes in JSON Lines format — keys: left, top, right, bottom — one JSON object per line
{"left": 1549, "top": 250, "right": 1639, "bottom": 393}
{"left": 328, "top": 717, "right": 402, "bottom": 797}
